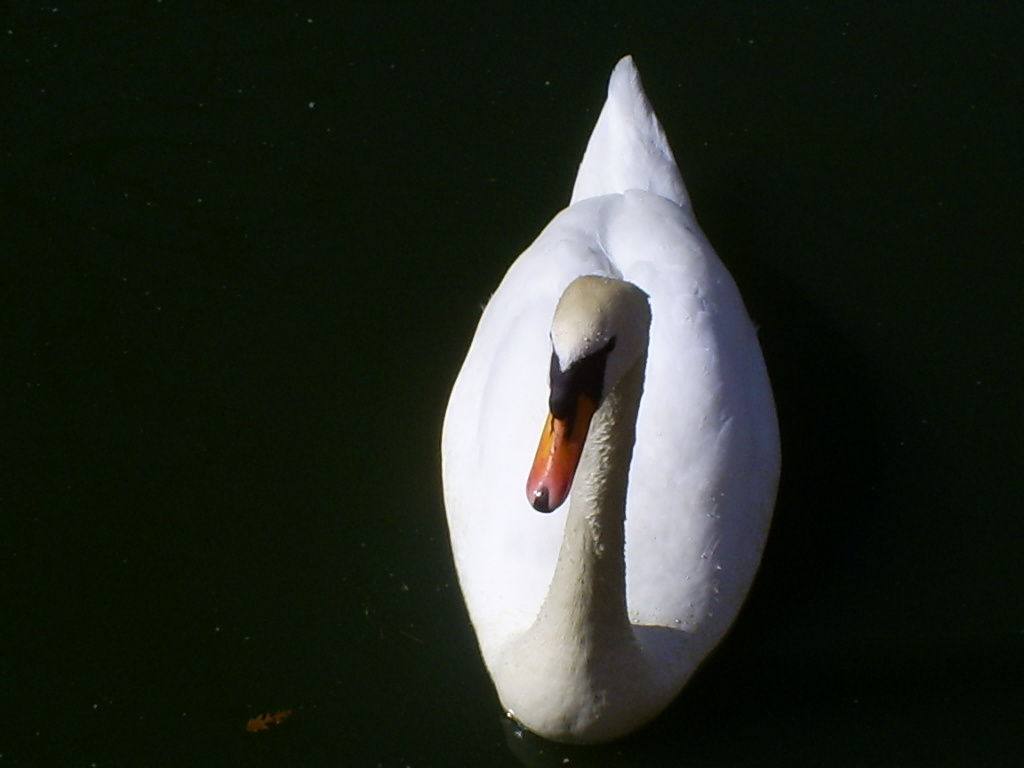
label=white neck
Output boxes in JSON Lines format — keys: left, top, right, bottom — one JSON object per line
{"left": 540, "top": 355, "right": 643, "bottom": 646}
{"left": 494, "top": 356, "right": 675, "bottom": 743}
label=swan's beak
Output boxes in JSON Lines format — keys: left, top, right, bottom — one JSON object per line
{"left": 526, "top": 393, "right": 598, "bottom": 513}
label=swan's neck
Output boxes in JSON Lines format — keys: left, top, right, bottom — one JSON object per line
{"left": 497, "top": 356, "right": 659, "bottom": 742}
{"left": 540, "top": 354, "right": 646, "bottom": 640}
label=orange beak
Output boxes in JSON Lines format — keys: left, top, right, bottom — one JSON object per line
{"left": 526, "top": 393, "right": 598, "bottom": 512}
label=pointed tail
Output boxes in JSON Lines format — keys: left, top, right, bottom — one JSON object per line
{"left": 570, "top": 56, "right": 690, "bottom": 208}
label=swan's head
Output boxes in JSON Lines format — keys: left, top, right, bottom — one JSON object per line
{"left": 527, "top": 275, "right": 651, "bottom": 512}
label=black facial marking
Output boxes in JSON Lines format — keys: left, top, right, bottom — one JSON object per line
{"left": 548, "top": 336, "right": 616, "bottom": 422}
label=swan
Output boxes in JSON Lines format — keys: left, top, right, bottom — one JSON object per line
{"left": 441, "top": 56, "right": 780, "bottom": 744}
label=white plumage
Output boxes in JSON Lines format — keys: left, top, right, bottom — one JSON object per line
{"left": 442, "top": 56, "right": 780, "bottom": 743}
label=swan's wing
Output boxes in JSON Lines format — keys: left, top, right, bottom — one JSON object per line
{"left": 441, "top": 205, "right": 618, "bottom": 663}
{"left": 605, "top": 191, "right": 780, "bottom": 648}
{"left": 570, "top": 56, "right": 689, "bottom": 208}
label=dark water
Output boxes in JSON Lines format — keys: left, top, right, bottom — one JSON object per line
{"left": 2, "top": 2, "right": 1021, "bottom": 765}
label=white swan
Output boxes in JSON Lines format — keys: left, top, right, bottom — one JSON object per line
{"left": 441, "top": 56, "right": 780, "bottom": 744}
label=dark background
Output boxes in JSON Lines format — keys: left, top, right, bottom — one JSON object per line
{"left": 2, "top": 2, "right": 1021, "bottom": 765}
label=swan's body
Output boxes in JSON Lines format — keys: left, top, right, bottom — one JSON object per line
{"left": 441, "top": 57, "right": 780, "bottom": 743}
